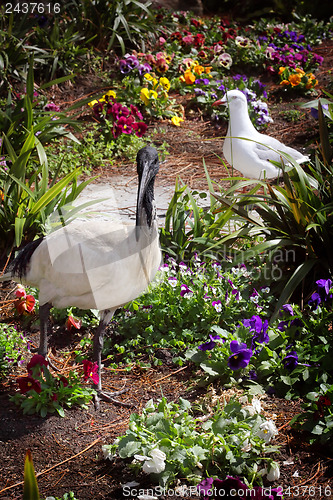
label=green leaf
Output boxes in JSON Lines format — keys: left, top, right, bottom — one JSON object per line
{"left": 118, "top": 436, "right": 141, "bottom": 458}
{"left": 30, "top": 169, "right": 80, "bottom": 214}
{"left": 23, "top": 450, "right": 40, "bottom": 500}
{"left": 14, "top": 217, "right": 25, "bottom": 248}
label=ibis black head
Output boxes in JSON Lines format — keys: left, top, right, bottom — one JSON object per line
{"left": 136, "top": 146, "right": 160, "bottom": 231}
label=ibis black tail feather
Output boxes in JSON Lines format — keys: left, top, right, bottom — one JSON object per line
{"left": 11, "top": 237, "right": 44, "bottom": 280}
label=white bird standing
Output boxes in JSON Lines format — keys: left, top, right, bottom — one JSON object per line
{"left": 1, "top": 146, "right": 161, "bottom": 407}
{"left": 213, "top": 89, "right": 309, "bottom": 179}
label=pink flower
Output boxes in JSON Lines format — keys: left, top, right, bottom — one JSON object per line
{"left": 111, "top": 102, "right": 130, "bottom": 120}
{"left": 130, "top": 105, "right": 143, "bottom": 120}
{"left": 182, "top": 34, "right": 194, "bottom": 45}
{"left": 82, "top": 360, "right": 99, "bottom": 385}
{"left": 15, "top": 285, "right": 26, "bottom": 299}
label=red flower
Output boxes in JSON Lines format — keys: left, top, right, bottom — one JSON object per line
{"left": 27, "top": 354, "right": 48, "bottom": 375}
{"left": 17, "top": 375, "right": 41, "bottom": 394}
{"left": 82, "top": 359, "right": 99, "bottom": 385}
{"left": 316, "top": 394, "right": 332, "bottom": 416}
{"left": 111, "top": 102, "right": 130, "bottom": 120}
{"left": 65, "top": 315, "right": 82, "bottom": 331}
{"left": 59, "top": 376, "right": 69, "bottom": 387}
{"left": 130, "top": 105, "right": 143, "bottom": 120}
{"left": 194, "top": 33, "right": 205, "bottom": 47}
{"left": 15, "top": 294, "right": 35, "bottom": 314}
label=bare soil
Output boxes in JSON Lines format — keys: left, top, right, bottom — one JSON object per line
{"left": 0, "top": 41, "right": 332, "bottom": 500}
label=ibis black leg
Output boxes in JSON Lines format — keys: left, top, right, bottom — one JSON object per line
{"left": 38, "top": 302, "right": 58, "bottom": 370}
{"left": 38, "top": 303, "right": 52, "bottom": 357}
{"left": 92, "top": 309, "right": 132, "bottom": 410}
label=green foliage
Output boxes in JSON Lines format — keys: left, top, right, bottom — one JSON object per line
{"left": 44, "top": 493, "right": 78, "bottom": 500}
{"left": 292, "top": 387, "right": 333, "bottom": 445}
{"left": 0, "top": 324, "right": 29, "bottom": 375}
{"left": 159, "top": 162, "right": 246, "bottom": 262}
{"left": 0, "top": 130, "right": 93, "bottom": 253}
{"left": 212, "top": 154, "right": 333, "bottom": 312}
{"left": 23, "top": 450, "right": 40, "bottom": 500}
{"left": 33, "top": 19, "right": 89, "bottom": 80}
{"left": 64, "top": 0, "right": 155, "bottom": 53}
{"left": 102, "top": 396, "right": 279, "bottom": 488}
{"left": 0, "top": 59, "right": 78, "bottom": 155}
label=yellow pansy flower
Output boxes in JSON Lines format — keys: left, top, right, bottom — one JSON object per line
{"left": 159, "top": 77, "right": 170, "bottom": 92}
{"left": 104, "top": 90, "right": 116, "bottom": 98}
{"left": 140, "top": 88, "right": 150, "bottom": 105}
{"left": 88, "top": 99, "right": 99, "bottom": 108}
{"left": 171, "top": 116, "right": 184, "bottom": 127}
{"left": 144, "top": 73, "right": 154, "bottom": 81}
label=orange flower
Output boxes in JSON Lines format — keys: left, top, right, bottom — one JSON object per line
{"left": 306, "top": 78, "right": 318, "bottom": 89}
{"left": 193, "top": 64, "right": 204, "bottom": 75}
{"left": 289, "top": 74, "right": 302, "bottom": 86}
{"left": 280, "top": 80, "right": 290, "bottom": 86}
{"left": 278, "top": 67, "right": 286, "bottom": 75}
{"left": 295, "top": 68, "right": 305, "bottom": 75}
{"left": 181, "top": 69, "right": 196, "bottom": 85}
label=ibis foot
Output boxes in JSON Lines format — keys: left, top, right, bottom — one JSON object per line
{"left": 93, "top": 388, "right": 134, "bottom": 410}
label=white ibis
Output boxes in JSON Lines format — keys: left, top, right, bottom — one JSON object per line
{"left": 1, "top": 146, "right": 161, "bottom": 407}
{"left": 213, "top": 89, "right": 309, "bottom": 179}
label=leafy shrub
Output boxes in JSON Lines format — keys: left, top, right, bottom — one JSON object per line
{"left": 212, "top": 154, "right": 333, "bottom": 312}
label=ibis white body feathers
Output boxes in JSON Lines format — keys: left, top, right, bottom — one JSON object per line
{"left": 21, "top": 219, "right": 161, "bottom": 311}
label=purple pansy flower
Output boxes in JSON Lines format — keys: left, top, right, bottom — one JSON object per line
{"left": 282, "top": 350, "right": 298, "bottom": 370}
{"left": 198, "top": 334, "right": 223, "bottom": 351}
{"left": 180, "top": 284, "right": 193, "bottom": 298}
{"left": 227, "top": 341, "right": 253, "bottom": 370}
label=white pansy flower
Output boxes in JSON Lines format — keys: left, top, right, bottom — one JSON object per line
{"left": 102, "top": 443, "right": 117, "bottom": 460}
{"left": 142, "top": 448, "right": 166, "bottom": 474}
{"left": 267, "top": 462, "right": 280, "bottom": 481}
{"left": 257, "top": 420, "right": 278, "bottom": 443}
{"left": 245, "top": 398, "right": 262, "bottom": 416}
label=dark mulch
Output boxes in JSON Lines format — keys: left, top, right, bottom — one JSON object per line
{"left": 1, "top": 40, "right": 332, "bottom": 500}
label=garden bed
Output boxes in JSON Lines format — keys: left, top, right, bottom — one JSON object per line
{"left": 0, "top": 6, "right": 333, "bottom": 499}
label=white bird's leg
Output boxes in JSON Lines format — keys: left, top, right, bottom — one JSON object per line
{"left": 93, "top": 309, "right": 131, "bottom": 409}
